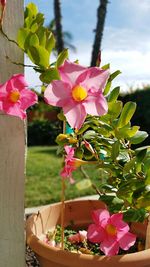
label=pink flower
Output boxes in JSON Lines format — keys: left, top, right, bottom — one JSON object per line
{"left": 83, "top": 140, "right": 95, "bottom": 154}
{"left": 0, "top": 74, "right": 38, "bottom": 119}
{"left": 44, "top": 60, "right": 109, "bottom": 130}
{"left": 0, "top": 0, "right": 6, "bottom": 6}
{"left": 60, "top": 145, "right": 87, "bottom": 183}
{"left": 0, "top": 0, "right": 6, "bottom": 26}
{"left": 87, "top": 209, "right": 136, "bottom": 256}
{"left": 68, "top": 230, "right": 87, "bottom": 243}
{"left": 43, "top": 237, "right": 56, "bottom": 247}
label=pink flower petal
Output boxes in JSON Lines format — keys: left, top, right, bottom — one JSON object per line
{"left": 87, "top": 224, "right": 106, "bottom": 243}
{"left": 12, "top": 74, "right": 28, "bottom": 89}
{"left": 68, "top": 233, "right": 80, "bottom": 243}
{"left": 59, "top": 60, "right": 86, "bottom": 85}
{"left": 63, "top": 101, "right": 86, "bottom": 129}
{"left": 92, "top": 209, "right": 110, "bottom": 227}
{"left": 117, "top": 231, "right": 136, "bottom": 250}
{"left": 3, "top": 102, "right": 26, "bottom": 119}
{"left": 76, "top": 68, "right": 109, "bottom": 91}
{"left": 110, "top": 213, "right": 129, "bottom": 232}
{"left": 20, "top": 89, "right": 38, "bottom": 110}
{"left": 44, "top": 81, "right": 71, "bottom": 107}
{"left": 64, "top": 145, "right": 75, "bottom": 157}
{"left": 100, "top": 238, "right": 119, "bottom": 256}
{"left": 6, "top": 74, "right": 28, "bottom": 92}
{"left": 0, "top": 83, "right": 7, "bottom": 94}
{"left": 79, "top": 230, "right": 87, "bottom": 242}
{"left": 83, "top": 93, "right": 108, "bottom": 116}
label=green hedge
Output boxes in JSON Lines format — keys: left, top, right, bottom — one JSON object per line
{"left": 120, "top": 87, "right": 150, "bottom": 145}
{"left": 27, "top": 120, "right": 62, "bottom": 146}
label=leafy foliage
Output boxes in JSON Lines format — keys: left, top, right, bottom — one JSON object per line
{"left": 18, "top": 3, "right": 150, "bottom": 222}
{"left": 56, "top": 72, "right": 150, "bottom": 221}
{"left": 17, "top": 2, "right": 68, "bottom": 83}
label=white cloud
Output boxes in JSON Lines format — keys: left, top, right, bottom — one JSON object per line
{"left": 119, "top": 0, "right": 150, "bottom": 31}
{"left": 103, "top": 26, "right": 150, "bottom": 52}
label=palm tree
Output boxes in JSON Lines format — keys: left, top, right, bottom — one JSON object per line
{"left": 48, "top": 19, "right": 76, "bottom": 53}
{"left": 91, "top": 0, "right": 108, "bottom": 67}
{"left": 53, "top": 0, "right": 64, "bottom": 54}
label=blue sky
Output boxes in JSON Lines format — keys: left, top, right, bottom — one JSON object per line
{"left": 25, "top": 0, "right": 150, "bottom": 92}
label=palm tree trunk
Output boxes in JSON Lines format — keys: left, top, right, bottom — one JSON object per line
{"left": 90, "top": 0, "right": 108, "bottom": 67}
{"left": 54, "top": 0, "right": 64, "bottom": 53}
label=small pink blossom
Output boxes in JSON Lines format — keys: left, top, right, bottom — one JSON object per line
{"left": 43, "top": 237, "right": 56, "bottom": 247}
{"left": 83, "top": 140, "right": 95, "bottom": 154}
{"left": 60, "top": 145, "right": 87, "bottom": 183}
{"left": 0, "top": 0, "right": 6, "bottom": 26}
{"left": 44, "top": 60, "right": 109, "bottom": 130}
{"left": 87, "top": 209, "right": 136, "bottom": 256}
{"left": 68, "top": 230, "right": 87, "bottom": 244}
{"left": 0, "top": 74, "right": 38, "bottom": 119}
{"left": 0, "top": 0, "right": 6, "bottom": 6}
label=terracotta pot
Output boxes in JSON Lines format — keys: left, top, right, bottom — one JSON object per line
{"left": 26, "top": 199, "right": 150, "bottom": 267}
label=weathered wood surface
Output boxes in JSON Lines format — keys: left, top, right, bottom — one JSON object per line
{"left": 0, "top": 0, "right": 25, "bottom": 266}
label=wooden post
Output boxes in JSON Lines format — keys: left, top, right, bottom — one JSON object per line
{"left": 0, "top": 1, "right": 25, "bottom": 266}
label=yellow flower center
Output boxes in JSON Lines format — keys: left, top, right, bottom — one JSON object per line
{"left": 106, "top": 224, "right": 117, "bottom": 236}
{"left": 72, "top": 85, "right": 87, "bottom": 102}
{"left": 9, "top": 90, "right": 20, "bottom": 103}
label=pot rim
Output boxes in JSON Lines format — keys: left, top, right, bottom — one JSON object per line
{"left": 26, "top": 199, "right": 150, "bottom": 267}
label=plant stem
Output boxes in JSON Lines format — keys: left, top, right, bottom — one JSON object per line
{"left": 92, "top": 183, "right": 103, "bottom": 196}
{"left": 145, "top": 212, "right": 150, "bottom": 249}
{"left": 0, "top": 27, "right": 19, "bottom": 47}
{"left": 61, "top": 178, "right": 65, "bottom": 250}
{"left": 80, "top": 165, "right": 89, "bottom": 179}
{"left": 60, "top": 120, "right": 66, "bottom": 250}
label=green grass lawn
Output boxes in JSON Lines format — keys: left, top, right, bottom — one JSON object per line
{"left": 25, "top": 146, "right": 101, "bottom": 207}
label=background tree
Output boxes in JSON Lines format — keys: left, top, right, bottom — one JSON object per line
{"left": 91, "top": 0, "right": 108, "bottom": 67}
{"left": 54, "top": 0, "right": 64, "bottom": 53}
{"left": 49, "top": 19, "right": 76, "bottom": 53}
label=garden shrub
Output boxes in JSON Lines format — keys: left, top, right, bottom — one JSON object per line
{"left": 27, "top": 120, "right": 62, "bottom": 146}
{"left": 120, "top": 87, "right": 150, "bottom": 145}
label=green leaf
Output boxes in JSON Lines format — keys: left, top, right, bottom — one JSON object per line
{"left": 108, "top": 70, "right": 121, "bottom": 82}
{"left": 99, "top": 195, "right": 124, "bottom": 213}
{"left": 117, "top": 125, "right": 139, "bottom": 139}
{"left": 40, "top": 68, "right": 60, "bottom": 83}
{"left": 77, "top": 124, "right": 90, "bottom": 135}
{"left": 123, "top": 208, "right": 146, "bottom": 222}
{"left": 135, "top": 146, "right": 149, "bottom": 162}
{"left": 46, "top": 32, "right": 56, "bottom": 53}
{"left": 123, "top": 158, "right": 136, "bottom": 174}
{"left": 111, "top": 140, "right": 120, "bottom": 160}
{"left": 17, "top": 28, "right": 30, "bottom": 50}
{"left": 83, "top": 130, "right": 97, "bottom": 140}
{"left": 118, "top": 102, "right": 136, "bottom": 128}
{"left": 30, "top": 23, "right": 39, "bottom": 33}
{"left": 32, "top": 13, "right": 44, "bottom": 27}
{"left": 56, "top": 49, "right": 68, "bottom": 67}
{"left": 129, "top": 131, "right": 148, "bottom": 144}
{"left": 25, "top": 3, "right": 38, "bottom": 17}
{"left": 76, "top": 179, "right": 92, "bottom": 190}
{"left": 135, "top": 192, "right": 150, "bottom": 210}
{"left": 108, "top": 101, "right": 123, "bottom": 118}
{"left": 29, "top": 33, "right": 39, "bottom": 47}
{"left": 103, "top": 81, "right": 111, "bottom": 95}
{"left": 108, "top": 87, "right": 120, "bottom": 102}
{"left": 27, "top": 45, "right": 50, "bottom": 68}
{"left": 145, "top": 169, "right": 150, "bottom": 185}
{"left": 37, "top": 27, "right": 46, "bottom": 46}
{"left": 101, "top": 63, "right": 110, "bottom": 70}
